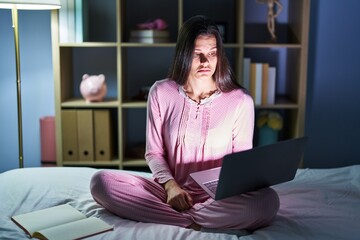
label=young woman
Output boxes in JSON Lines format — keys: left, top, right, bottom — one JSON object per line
{"left": 90, "top": 15, "right": 279, "bottom": 232}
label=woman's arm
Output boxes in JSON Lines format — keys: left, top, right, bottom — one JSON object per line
{"left": 145, "top": 82, "right": 194, "bottom": 211}
{"left": 232, "top": 93, "right": 255, "bottom": 152}
{"left": 145, "top": 83, "right": 174, "bottom": 184}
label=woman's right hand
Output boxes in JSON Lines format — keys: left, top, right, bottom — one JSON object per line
{"left": 164, "top": 179, "right": 193, "bottom": 212}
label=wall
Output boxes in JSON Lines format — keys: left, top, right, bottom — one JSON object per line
{"left": 304, "top": 0, "right": 360, "bottom": 168}
{"left": 0, "top": 10, "right": 54, "bottom": 172}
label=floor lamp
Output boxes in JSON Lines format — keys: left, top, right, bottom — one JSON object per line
{"left": 0, "top": 0, "right": 61, "bottom": 168}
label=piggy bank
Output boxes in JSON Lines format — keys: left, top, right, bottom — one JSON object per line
{"left": 80, "top": 74, "right": 107, "bottom": 103}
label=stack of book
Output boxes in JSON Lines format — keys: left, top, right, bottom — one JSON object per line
{"left": 242, "top": 58, "right": 277, "bottom": 105}
{"left": 59, "top": 0, "right": 88, "bottom": 43}
{"left": 129, "top": 29, "right": 170, "bottom": 43}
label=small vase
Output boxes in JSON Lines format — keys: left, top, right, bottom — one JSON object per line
{"left": 258, "top": 126, "right": 278, "bottom": 146}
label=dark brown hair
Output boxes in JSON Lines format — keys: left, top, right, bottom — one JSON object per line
{"left": 167, "top": 15, "right": 242, "bottom": 92}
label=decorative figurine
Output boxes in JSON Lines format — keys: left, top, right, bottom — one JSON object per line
{"left": 257, "top": 0, "right": 283, "bottom": 42}
{"left": 80, "top": 74, "right": 107, "bottom": 103}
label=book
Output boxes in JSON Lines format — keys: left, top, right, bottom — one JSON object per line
{"left": 75, "top": 0, "right": 89, "bottom": 42}
{"left": 11, "top": 204, "right": 113, "bottom": 240}
{"left": 242, "top": 58, "right": 251, "bottom": 91}
{"left": 67, "top": 0, "right": 76, "bottom": 42}
{"left": 59, "top": 0, "right": 76, "bottom": 43}
{"left": 267, "top": 66, "right": 276, "bottom": 104}
{"left": 59, "top": 0, "right": 68, "bottom": 43}
{"left": 261, "top": 63, "right": 269, "bottom": 105}
{"left": 250, "top": 63, "right": 263, "bottom": 105}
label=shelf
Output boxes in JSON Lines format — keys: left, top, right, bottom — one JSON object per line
{"left": 121, "top": 101, "right": 147, "bottom": 108}
{"left": 62, "top": 98, "right": 119, "bottom": 108}
{"left": 255, "top": 96, "right": 299, "bottom": 109}
{"left": 60, "top": 42, "right": 118, "bottom": 47}
{"left": 119, "top": 43, "right": 241, "bottom": 48}
{"left": 121, "top": 100, "right": 298, "bottom": 109}
{"left": 121, "top": 42, "right": 176, "bottom": 48}
{"left": 244, "top": 43, "right": 301, "bottom": 49}
{"left": 255, "top": 103, "right": 298, "bottom": 109}
{"left": 52, "top": 0, "right": 309, "bottom": 170}
{"left": 224, "top": 43, "right": 241, "bottom": 48}
{"left": 244, "top": 23, "right": 300, "bottom": 45}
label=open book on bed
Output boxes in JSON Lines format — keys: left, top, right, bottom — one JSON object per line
{"left": 11, "top": 204, "right": 113, "bottom": 240}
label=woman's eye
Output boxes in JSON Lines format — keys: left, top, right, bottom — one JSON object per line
{"left": 193, "top": 52, "right": 217, "bottom": 59}
{"left": 208, "top": 52, "right": 217, "bottom": 57}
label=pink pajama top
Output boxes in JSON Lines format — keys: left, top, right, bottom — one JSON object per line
{"left": 145, "top": 79, "right": 254, "bottom": 200}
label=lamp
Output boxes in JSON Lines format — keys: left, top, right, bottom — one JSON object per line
{"left": 0, "top": 0, "right": 61, "bottom": 168}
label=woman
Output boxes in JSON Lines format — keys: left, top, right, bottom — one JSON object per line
{"left": 90, "top": 15, "right": 279, "bottom": 232}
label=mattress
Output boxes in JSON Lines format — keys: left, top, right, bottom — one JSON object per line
{"left": 1, "top": 165, "right": 360, "bottom": 240}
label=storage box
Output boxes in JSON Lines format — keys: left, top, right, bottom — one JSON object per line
{"left": 40, "top": 116, "right": 56, "bottom": 163}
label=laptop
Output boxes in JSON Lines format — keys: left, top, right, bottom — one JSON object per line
{"left": 190, "top": 137, "right": 308, "bottom": 200}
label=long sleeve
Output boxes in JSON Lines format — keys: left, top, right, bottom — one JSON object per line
{"left": 232, "top": 93, "right": 255, "bottom": 152}
{"left": 145, "top": 82, "right": 174, "bottom": 184}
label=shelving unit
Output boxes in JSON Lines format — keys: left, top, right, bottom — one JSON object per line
{"left": 51, "top": 0, "right": 310, "bottom": 169}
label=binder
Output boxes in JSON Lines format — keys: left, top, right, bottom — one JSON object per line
{"left": 94, "top": 110, "right": 113, "bottom": 161}
{"left": 77, "top": 110, "right": 94, "bottom": 161}
{"left": 61, "top": 110, "right": 78, "bottom": 161}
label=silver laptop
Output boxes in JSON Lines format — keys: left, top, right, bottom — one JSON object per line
{"left": 190, "top": 137, "right": 308, "bottom": 200}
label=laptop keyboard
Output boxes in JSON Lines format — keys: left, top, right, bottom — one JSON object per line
{"left": 203, "top": 179, "right": 219, "bottom": 194}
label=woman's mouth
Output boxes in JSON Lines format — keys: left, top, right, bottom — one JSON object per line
{"left": 198, "top": 68, "right": 211, "bottom": 72}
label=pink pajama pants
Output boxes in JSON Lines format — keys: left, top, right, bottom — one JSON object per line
{"left": 90, "top": 170, "right": 279, "bottom": 230}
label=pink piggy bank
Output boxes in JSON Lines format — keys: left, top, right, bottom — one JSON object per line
{"left": 80, "top": 74, "right": 107, "bottom": 103}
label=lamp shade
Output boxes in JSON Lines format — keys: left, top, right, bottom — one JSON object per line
{"left": 0, "top": 0, "right": 61, "bottom": 9}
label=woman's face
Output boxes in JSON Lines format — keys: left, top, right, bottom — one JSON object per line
{"left": 188, "top": 34, "right": 217, "bottom": 82}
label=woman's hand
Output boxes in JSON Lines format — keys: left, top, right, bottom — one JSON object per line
{"left": 164, "top": 179, "right": 193, "bottom": 212}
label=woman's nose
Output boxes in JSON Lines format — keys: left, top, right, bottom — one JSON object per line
{"left": 199, "top": 54, "right": 209, "bottom": 63}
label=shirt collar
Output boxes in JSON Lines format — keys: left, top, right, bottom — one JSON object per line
{"left": 178, "top": 85, "right": 221, "bottom": 105}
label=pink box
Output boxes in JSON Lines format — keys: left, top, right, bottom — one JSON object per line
{"left": 40, "top": 116, "right": 56, "bottom": 163}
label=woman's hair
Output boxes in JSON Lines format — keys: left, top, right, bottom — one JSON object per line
{"left": 167, "top": 15, "right": 242, "bottom": 92}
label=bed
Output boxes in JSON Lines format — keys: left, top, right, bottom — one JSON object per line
{"left": 1, "top": 165, "right": 360, "bottom": 240}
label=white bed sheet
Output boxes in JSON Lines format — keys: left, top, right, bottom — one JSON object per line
{"left": 0, "top": 165, "right": 359, "bottom": 240}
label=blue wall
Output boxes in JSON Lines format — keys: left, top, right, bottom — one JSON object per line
{"left": 1, "top": 0, "right": 360, "bottom": 172}
{"left": 304, "top": 0, "right": 360, "bottom": 168}
{"left": 0, "top": 10, "right": 54, "bottom": 172}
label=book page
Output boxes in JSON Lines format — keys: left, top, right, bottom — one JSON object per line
{"left": 11, "top": 204, "right": 86, "bottom": 236}
{"left": 34, "top": 217, "right": 113, "bottom": 240}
